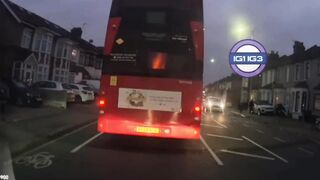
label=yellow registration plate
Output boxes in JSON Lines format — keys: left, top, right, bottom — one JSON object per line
{"left": 136, "top": 127, "right": 160, "bottom": 134}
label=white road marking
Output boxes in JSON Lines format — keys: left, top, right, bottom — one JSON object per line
{"left": 242, "top": 136, "right": 288, "bottom": 163}
{"left": 255, "top": 129, "right": 265, "bottom": 134}
{"left": 220, "top": 149, "right": 275, "bottom": 160}
{"left": 14, "top": 152, "right": 55, "bottom": 169}
{"left": 273, "top": 137, "right": 286, "bottom": 143}
{"left": 298, "top": 147, "right": 314, "bottom": 156}
{"left": 214, "top": 120, "right": 228, "bottom": 128}
{"left": 14, "top": 121, "right": 97, "bottom": 161}
{"left": 207, "top": 134, "right": 243, "bottom": 141}
{"left": 70, "top": 133, "right": 103, "bottom": 153}
{"left": 231, "top": 111, "right": 246, "bottom": 118}
{"left": 200, "top": 136, "right": 224, "bottom": 166}
{"left": 310, "top": 138, "right": 320, "bottom": 145}
{"left": 201, "top": 124, "right": 224, "bottom": 129}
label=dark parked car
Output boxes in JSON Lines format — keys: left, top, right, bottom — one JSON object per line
{"left": 0, "top": 80, "right": 10, "bottom": 113}
{"left": 4, "top": 79, "right": 42, "bottom": 107}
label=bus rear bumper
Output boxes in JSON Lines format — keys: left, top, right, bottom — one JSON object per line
{"left": 97, "top": 118, "right": 200, "bottom": 140}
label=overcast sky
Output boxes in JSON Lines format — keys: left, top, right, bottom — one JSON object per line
{"left": 11, "top": 0, "right": 320, "bottom": 85}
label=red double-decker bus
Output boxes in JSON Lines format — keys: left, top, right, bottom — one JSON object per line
{"left": 98, "top": 0, "right": 204, "bottom": 139}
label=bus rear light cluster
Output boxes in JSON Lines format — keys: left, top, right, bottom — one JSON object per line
{"left": 163, "top": 129, "right": 171, "bottom": 134}
{"left": 99, "top": 110, "right": 105, "bottom": 115}
{"left": 98, "top": 97, "right": 107, "bottom": 108}
{"left": 194, "top": 106, "right": 201, "bottom": 112}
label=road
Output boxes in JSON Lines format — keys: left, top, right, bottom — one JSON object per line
{"left": 11, "top": 111, "right": 320, "bottom": 180}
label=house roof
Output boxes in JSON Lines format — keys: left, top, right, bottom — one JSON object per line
{"left": 2, "top": 0, "right": 98, "bottom": 52}
{"left": 2, "top": 0, "right": 69, "bottom": 36}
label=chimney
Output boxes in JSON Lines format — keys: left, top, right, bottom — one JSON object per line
{"left": 70, "top": 27, "right": 83, "bottom": 39}
{"left": 293, "top": 41, "right": 305, "bottom": 56}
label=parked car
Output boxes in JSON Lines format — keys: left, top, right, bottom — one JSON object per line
{"left": 0, "top": 80, "right": 10, "bottom": 113}
{"left": 253, "top": 101, "right": 275, "bottom": 116}
{"left": 32, "top": 81, "right": 75, "bottom": 103}
{"left": 66, "top": 83, "right": 95, "bottom": 103}
{"left": 4, "top": 79, "right": 42, "bottom": 107}
{"left": 78, "top": 81, "right": 99, "bottom": 97}
{"left": 204, "top": 96, "right": 224, "bottom": 113}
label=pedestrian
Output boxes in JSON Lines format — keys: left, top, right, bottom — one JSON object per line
{"left": 238, "top": 103, "right": 242, "bottom": 113}
{"left": 248, "top": 99, "right": 254, "bottom": 114}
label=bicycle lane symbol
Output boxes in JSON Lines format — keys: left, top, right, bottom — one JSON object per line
{"left": 14, "top": 152, "right": 55, "bottom": 169}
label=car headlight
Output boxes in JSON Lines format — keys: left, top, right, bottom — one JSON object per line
{"left": 220, "top": 103, "right": 225, "bottom": 109}
{"left": 207, "top": 101, "right": 213, "bottom": 107}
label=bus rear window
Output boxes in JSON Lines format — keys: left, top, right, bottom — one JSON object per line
{"left": 149, "top": 52, "right": 167, "bottom": 70}
{"left": 146, "top": 12, "right": 166, "bottom": 25}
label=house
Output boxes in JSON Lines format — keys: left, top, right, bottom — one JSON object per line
{"left": 206, "top": 74, "right": 247, "bottom": 108}
{"left": 0, "top": 0, "right": 102, "bottom": 84}
{"left": 257, "top": 42, "right": 320, "bottom": 117}
{"left": 208, "top": 41, "right": 320, "bottom": 118}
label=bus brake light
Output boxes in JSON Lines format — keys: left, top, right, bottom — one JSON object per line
{"left": 98, "top": 98, "right": 106, "bottom": 107}
{"left": 194, "top": 106, "right": 201, "bottom": 112}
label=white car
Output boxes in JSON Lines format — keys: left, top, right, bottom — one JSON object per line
{"left": 253, "top": 101, "right": 274, "bottom": 116}
{"left": 32, "top": 81, "right": 75, "bottom": 102}
{"left": 66, "top": 83, "right": 95, "bottom": 103}
{"left": 204, "top": 96, "right": 225, "bottom": 113}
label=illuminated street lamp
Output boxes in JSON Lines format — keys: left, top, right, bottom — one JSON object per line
{"left": 230, "top": 16, "right": 252, "bottom": 40}
{"left": 210, "top": 58, "right": 215, "bottom": 63}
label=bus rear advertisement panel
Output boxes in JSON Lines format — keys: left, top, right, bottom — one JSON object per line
{"left": 98, "top": 0, "right": 204, "bottom": 139}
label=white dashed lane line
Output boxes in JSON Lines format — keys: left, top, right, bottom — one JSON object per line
{"left": 310, "top": 138, "right": 320, "bottom": 145}
{"left": 255, "top": 129, "right": 265, "bottom": 134}
{"left": 201, "top": 124, "right": 224, "bottom": 129}
{"left": 298, "top": 147, "right": 315, "bottom": 156}
{"left": 273, "top": 137, "right": 286, "bottom": 143}
{"left": 242, "top": 136, "right": 288, "bottom": 163}
{"left": 207, "top": 134, "right": 243, "bottom": 141}
{"left": 220, "top": 149, "right": 275, "bottom": 161}
{"left": 70, "top": 132, "right": 103, "bottom": 153}
{"left": 214, "top": 120, "right": 228, "bottom": 128}
{"left": 200, "top": 136, "right": 224, "bottom": 166}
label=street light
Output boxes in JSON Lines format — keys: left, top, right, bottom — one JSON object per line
{"left": 210, "top": 58, "right": 215, "bottom": 63}
{"left": 230, "top": 16, "right": 252, "bottom": 40}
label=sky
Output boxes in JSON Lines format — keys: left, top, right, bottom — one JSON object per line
{"left": 11, "top": 0, "right": 320, "bottom": 85}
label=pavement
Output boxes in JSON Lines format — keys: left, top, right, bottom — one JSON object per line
{"left": 0, "top": 103, "right": 98, "bottom": 156}
{"left": 2, "top": 109, "right": 319, "bottom": 180}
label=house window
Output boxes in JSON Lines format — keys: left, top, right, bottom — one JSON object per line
{"left": 305, "top": 62, "right": 310, "bottom": 80}
{"left": 295, "top": 64, "right": 300, "bottom": 81}
{"left": 21, "top": 28, "right": 33, "bottom": 49}
{"left": 295, "top": 91, "right": 300, "bottom": 112}
{"left": 34, "top": 32, "right": 53, "bottom": 53}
